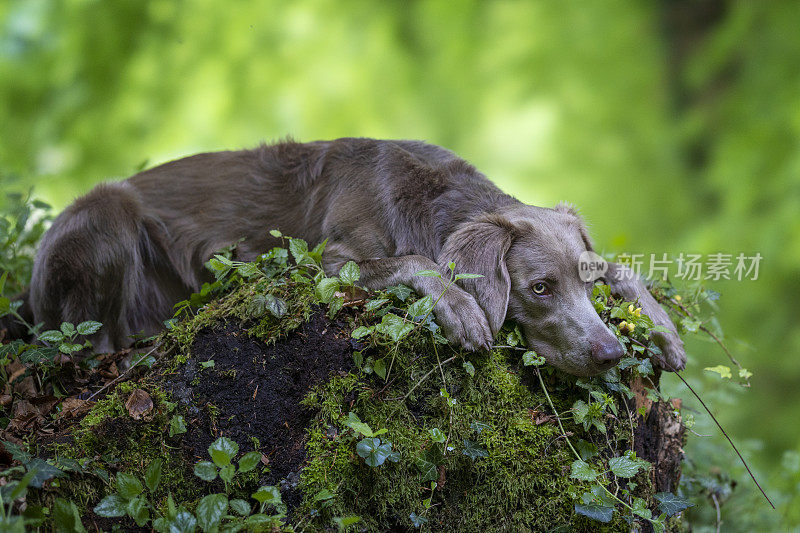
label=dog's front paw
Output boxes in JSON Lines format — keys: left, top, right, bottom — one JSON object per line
{"left": 642, "top": 299, "right": 686, "bottom": 371}
{"left": 432, "top": 285, "right": 493, "bottom": 351}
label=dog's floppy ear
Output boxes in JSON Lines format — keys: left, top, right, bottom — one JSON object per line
{"left": 439, "top": 214, "right": 517, "bottom": 335}
{"left": 554, "top": 201, "right": 594, "bottom": 252}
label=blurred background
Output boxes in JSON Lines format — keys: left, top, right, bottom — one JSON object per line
{"left": 1, "top": 1, "right": 798, "bottom": 529}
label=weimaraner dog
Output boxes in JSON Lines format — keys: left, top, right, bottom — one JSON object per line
{"left": 21, "top": 138, "right": 684, "bottom": 376}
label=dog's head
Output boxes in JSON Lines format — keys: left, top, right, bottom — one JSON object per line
{"left": 442, "top": 203, "right": 624, "bottom": 376}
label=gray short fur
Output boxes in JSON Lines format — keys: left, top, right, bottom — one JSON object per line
{"left": 25, "top": 138, "right": 685, "bottom": 376}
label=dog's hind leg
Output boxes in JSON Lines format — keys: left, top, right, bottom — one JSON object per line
{"left": 30, "top": 183, "right": 167, "bottom": 352}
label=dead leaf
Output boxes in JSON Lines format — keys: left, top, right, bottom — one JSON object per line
{"left": 57, "top": 397, "right": 92, "bottom": 420}
{"left": 125, "top": 389, "right": 153, "bottom": 420}
{"left": 0, "top": 395, "right": 12, "bottom": 407}
{"left": 12, "top": 376, "right": 37, "bottom": 398}
{"left": 260, "top": 453, "right": 270, "bottom": 466}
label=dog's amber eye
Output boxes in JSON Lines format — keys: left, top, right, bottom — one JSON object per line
{"left": 532, "top": 282, "right": 549, "bottom": 295}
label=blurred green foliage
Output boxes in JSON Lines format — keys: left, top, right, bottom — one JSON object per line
{"left": 1, "top": 0, "right": 799, "bottom": 529}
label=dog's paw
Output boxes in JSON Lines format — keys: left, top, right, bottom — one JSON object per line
{"left": 641, "top": 299, "right": 686, "bottom": 371}
{"left": 432, "top": 285, "right": 493, "bottom": 351}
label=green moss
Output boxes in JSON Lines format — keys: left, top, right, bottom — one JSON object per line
{"left": 297, "top": 335, "right": 647, "bottom": 531}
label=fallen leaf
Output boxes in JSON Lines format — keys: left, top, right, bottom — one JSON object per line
{"left": 125, "top": 389, "right": 154, "bottom": 420}
{"left": 0, "top": 395, "right": 12, "bottom": 407}
{"left": 12, "top": 376, "right": 37, "bottom": 398}
{"left": 57, "top": 397, "right": 92, "bottom": 420}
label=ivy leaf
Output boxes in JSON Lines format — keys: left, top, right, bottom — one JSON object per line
{"left": 570, "top": 460, "right": 599, "bottom": 481}
{"left": 575, "top": 503, "right": 614, "bottom": 523}
{"left": 37, "top": 330, "right": 64, "bottom": 343}
{"left": 376, "top": 313, "right": 414, "bottom": 343}
{"left": 739, "top": 368, "right": 753, "bottom": 379}
{"left": 654, "top": 492, "right": 694, "bottom": 517}
{"left": 462, "top": 361, "right": 475, "bottom": 377}
{"left": 609, "top": 455, "right": 644, "bottom": 478}
{"left": 407, "top": 295, "right": 434, "bottom": 318}
{"left": 194, "top": 461, "right": 218, "bottom": 482}
{"left": 415, "top": 457, "right": 438, "bottom": 482}
{"left": 704, "top": 365, "right": 732, "bottom": 379}
{"left": 208, "top": 437, "right": 239, "bottom": 467}
{"left": 144, "top": 459, "right": 162, "bottom": 493}
{"left": 26, "top": 458, "right": 64, "bottom": 488}
{"left": 462, "top": 439, "right": 488, "bottom": 461}
{"left": 356, "top": 437, "right": 393, "bottom": 467}
{"left": 428, "top": 428, "right": 446, "bottom": 443}
{"left": 169, "top": 414, "right": 187, "bottom": 437}
{"left": 196, "top": 493, "right": 228, "bottom": 533}
{"left": 116, "top": 473, "right": 143, "bottom": 500}
{"left": 315, "top": 277, "right": 340, "bottom": 304}
{"left": 339, "top": 261, "right": 360, "bottom": 285}
{"left": 522, "top": 351, "right": 545, "bottom": 366}
{"left": 93, "top": 494, "right": 126, "bottom": 517}
{"left": 76, "top": 321, "right": 103, "bottom": 335}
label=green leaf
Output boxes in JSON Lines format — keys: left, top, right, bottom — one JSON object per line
{"left": 235, "top": 262, "right": 261, "bottom": 278}
{"left": 372, "top": 357, "right": 387, "bottom": 380}
{"left": 462, "top": 361, "right": 475, "bottom": 377}
{"left": 570, "top": 460, "right": 599, "bottom": 481}
{"left": 414, "top": 269, "right": 441, "bottom": 278}
{"left": 126, "top": 496, "right": 150, "bottom": 526}
{"left": 407, "top": 295, "right": 434, "bottom": 318}
{"left": 704, "top": 365, "right": 732, "bottom": 379}
{"left": 522, "top": 351, "right": 545, "bottom": 366}
{"left": 315, "top": 277, "right": 340, "bottom": 304}
{"left": 376, "top": 313, "right": 414, "bottom": 343}
{"left": 194, "top": 461, "right": 218, "bottom": 482}
{"left": 575, "top": 439, "right": 598, "bottom": 461}
{"left": 365, "top": 298, "right": 389, "bottom": 312}
{"left": 351, "top": 326, "right": 372, "bottom": 339}
{"left": 428, "top": 428, "right": 446, "bottom": 443}
{"left": 739, "top": 368, "right": 753, "bottom": 379}
{"left": 344, "top": 412, "right": 374, "bottom": 437}
{"left": 339, "top": 261, "right": 360, "bottom": 285}
{"left": 251, "top": 485, "right": 282, "bottom": 506}
{"left": 288, "top": 238, "right": 309, "bottom": 264}
{"left": 609, "top": 455, "right": 643, "bottom": 478}
{"left": 268, "top": 229, "right": 282, "bottom": 238}
{"left": 26, "top": 458, "right": 64, "bottom": 488}
{"left": 454, "top": 272, "right": 484, "bottom": 280}
{"left": 145, "top": 459, "right": 162, "bottom": 493}
{"left": 356, "top": 437, "right": 393, "bottom": 467}
{"left": 229, "top": 498, "right": 251, "bottom": 516}
{"left": 415, "top": 457, "right": 438, "bottom": 482}
{"left": 462, "top": 439, "right": 488, "bottom": 460}
{"left": 171, "top": 511, "right": 198, "bottom": 533}
{"left": 38, "top": 330, "right": 64, "bottom": 343}
{"left": 409, "top": 511, "right": 429, "bottom": 527}
{"left": 208, "top": 437, "right": 239, "bottom": 467}
{"left": 386, "top": 284, "right": 412, "bottom": 301}
{"left": 53, "top": 498, "right": 87, "bottom": 533}
{"left": 574, "top": 503, "right": 614, "bottom": 523}
{"left": 265, "top": 294, "right": 287, "bottom": 318}
{"left": 169, "top": 414, "right": 187, "bottom": 437}
{"left": 76, "top": 321, "right": 103, "bottom": 335}
{"left": 238, "top": 451, "right": 262, "bottom": 473}
{"left": 116, "top": 473, "right": 143, "bottom": 500}
{"left": 196, "top": 493, "right": 228, "bottom": 533}
{"left": 60, "top": 322, "right": 76, "bottom": 336}
{"left": 93, "top": 494, "right": 126, "bottom": 517}
{"left": 654, "top": 492, "right": 694, "bottom": 516}
{"left": 219, "top": 464, "right": 236, "bottom": 484}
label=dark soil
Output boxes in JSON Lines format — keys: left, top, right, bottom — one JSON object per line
{"left": 163, "top": 308, "right": 354, "bottom": 505}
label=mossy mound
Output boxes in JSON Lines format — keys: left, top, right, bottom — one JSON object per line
{"left": 22, "top": 242, "right": 685, "bottom": 532}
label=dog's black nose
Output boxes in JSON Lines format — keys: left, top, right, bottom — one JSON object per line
{"left": 591, "top": 340, "right": 625, "bottom": 364}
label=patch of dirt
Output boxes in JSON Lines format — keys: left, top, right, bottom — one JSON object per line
{"left": 164, "top": 308, "right": 354, "bottom": 503}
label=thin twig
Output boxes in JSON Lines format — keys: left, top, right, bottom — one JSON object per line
{"left": 85, "top": 344, "right": 161, "bottom": 403}
{"left": 711, "top": 492, "right": 722, "bottom": 533}
{"left": 669, "top": 297, "right": 742, "bottom": 370}
{"left": 664, "top": 361, "right": 775, "bottom": 509}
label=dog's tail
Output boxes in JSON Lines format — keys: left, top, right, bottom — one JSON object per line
{"left": 0, "top": 289, "right": 34, "bottom": 342}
